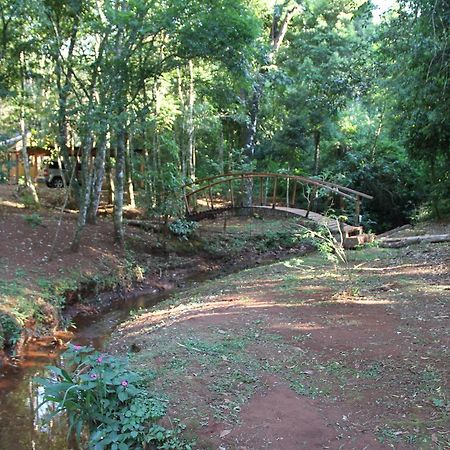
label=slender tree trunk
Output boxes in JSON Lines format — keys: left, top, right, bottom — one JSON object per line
{"left": 19, "top": 52, "right": 39, "bottom": 206}
{"left": 245, "top": 80, "right": 264, "bottom": 161}
{"left": 53, "top": 20, "right": 80, "bottom": 203}
{"left": 152, "top": 80, "right": 162, "bottom": 208}
{"left": 19, "top": 118, "right": 39, "bottom": 205}
{"left": 114, "top": 128, "right": 126, "bottom": 245}
{"left": 371, "top": 110, "right": 384, "bottom": 160}
{"left": 87, "top": 132, "right": 107, "bottom": 224}
{"left": 430, "top": 159, "right": 441, "bottom": 219}
{"left": 244, "top": 4, "right": 298, "bottom": 160}
{"left": 71, "top": 135, "right": 94, "bottom": 251}
{"left": 243, "top": 4, "right": 298, "bottom": 206}
{"left": 177, "top": 68, "right": 187, "bottom": 180}
{"left": 218, "top": 128, "right": 225, "bottom": 174}
{"left": 125, "top": 133, "right": 136, "bottom": 208}
{"left": 105, "top": 142, "right": 114, "bottom": 204}
{"left": 187, "top": 59, "right": 195, "bottom": 181}
{"left": 313, "top": 129, "right": 321, "bottom": 176}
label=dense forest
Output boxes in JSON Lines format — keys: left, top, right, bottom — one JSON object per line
{"left": 0, "top": 0, "right": 449, "bottom": 244}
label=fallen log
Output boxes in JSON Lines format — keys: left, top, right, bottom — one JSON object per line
{"left": 124, "top": 219, "right": 162, "bottom": 232}
{"left": 377, "top": 224, "right": 413, "bottom": 239}
{"left": 378, "top": 234, "right": 450, "bottom": 248}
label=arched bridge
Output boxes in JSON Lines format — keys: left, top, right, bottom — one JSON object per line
{"left": 182, "top": 172, "right": 373, "bottom": 229}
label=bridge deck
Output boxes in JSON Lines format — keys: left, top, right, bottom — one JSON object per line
{"left": 256, "top": 206, "right": 341, "bottom": 232}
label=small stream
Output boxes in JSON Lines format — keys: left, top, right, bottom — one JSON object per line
{"left": 0, "top": 277, "right": 209, "bottom": 450}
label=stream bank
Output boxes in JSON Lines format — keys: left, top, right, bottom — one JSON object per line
{"left": 0, "top": 241, "right": 315, "bottom": 450}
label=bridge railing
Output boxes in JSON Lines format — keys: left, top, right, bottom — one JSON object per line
{"left": 182, "top": 172, "right": 373, "bottom": 225}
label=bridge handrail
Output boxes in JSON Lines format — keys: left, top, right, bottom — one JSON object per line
{"left": 184, "top": 172, "right": 373, "bottom": 200}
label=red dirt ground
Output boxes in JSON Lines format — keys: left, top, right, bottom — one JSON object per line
{"left": 1, "top": 184, "right": 449, "bottom": 449}
{"left": 111, "top": 242, "right": 449, "bottom": 449}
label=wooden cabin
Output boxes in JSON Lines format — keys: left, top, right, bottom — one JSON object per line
{"left": 1, "top": 139, "right": 52, "bottom": 184}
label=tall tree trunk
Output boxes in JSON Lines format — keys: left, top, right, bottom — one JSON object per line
{"left": 313, "top": 129, "right": 321, "bottom": 176}
{"left": 19, "top": 117, "right": 39, "bottom": 206}
{"left": 87, "top": 131, "right": 107, "bottom": 224}
{"left": 371, "top": 109, "right": 384, "bottom": 160}
{"left": 177, "top": 61, "right": 196, "bottom": 182}
{"left": 218, "top": 128, "right": 225, "bottom": 174}
{"left": 105, "top": 142, "right": 115, "bottom": 204}
{"left": 177, "top": 68, "right": 187, "bottom": 180}
{"left": 187, "top": 59, "right": 195, "bottom": 181}
{"left": 53, "top": 19, "right": 80, "bottom": 203}
{"left": 243, "top": 4, "right": 298, "bottom": 206}
{"left": 19, "top": 52, "right": 39, "bottom": 206}
{"left": 244, "top": 4, "right": 298, "bottom": 160}
{"left": 152, "top": 80, "right": 162, "bottom": 208}
{"left": 71, "top": 135, "right": 94, "bottom": 251}
{"left": 114, "top": 128, "right": 126, "bottom": 245}
{"left": 125, "top": 133, "right": 136, "bottom": 208}
{"left": 245, "top": 80, "right": 264, "bottom": 161}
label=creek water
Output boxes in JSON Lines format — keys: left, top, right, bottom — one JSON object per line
{"left": 0, "top": 285, "right": 190, "bottom": 450}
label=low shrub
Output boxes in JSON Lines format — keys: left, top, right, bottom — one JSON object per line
{"left": 36, "top": 344, "right": 191, "bottom": 450}
{"left": 168, "top": 219, "right": 198, "bottom": 240}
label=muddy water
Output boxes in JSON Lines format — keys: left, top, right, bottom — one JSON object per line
{"left": 0, "top": 284, "right": 197, "bottom": 450}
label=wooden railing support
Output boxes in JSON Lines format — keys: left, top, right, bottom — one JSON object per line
{"left": 272, "top": 177, "right": 277, "bottom": 208}
{"left": 291, "top": 181, "right": 297, "bottom": 207}
{"left": 259, "top": 177, "right": 264, "bottom": 206}
{"left": 182, "top": 172, "right": 372, "bottom": 221}
{"left": 209, "top": 187, "right": 214, "bottom": 210}
{"left": 355, "top": 195, "right": 361, "bottom": 224}
{"left": 229, "top": 180, "right": 234, "bottom": 207}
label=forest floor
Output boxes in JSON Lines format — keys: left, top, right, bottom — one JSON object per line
{"left": 0, "top": 184, "right": 312, "bottom": 358}
{"left": 110, "top": 239, "right": 450, "bottom": 449}
{"left": 1, "top": 184, "right": 449, "bottom": 449}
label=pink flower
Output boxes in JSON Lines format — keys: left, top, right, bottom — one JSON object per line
{"left": 97, "top": 356, "right": 104, "bottom": 363}
{"left": 121, "top": 380, "right": 128, "bottom": 387}
{"left": 90, "top": 373, "right": 98, "bottom": 380}
{"left": 73, "top": 345, "right": 82, "bottom": 350}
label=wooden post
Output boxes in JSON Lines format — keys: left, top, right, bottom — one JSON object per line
{"left": 229, "top": 180, "right": 235, "bottom": 207}
{"left": 291, "top": 181, "right": 297, "bottom": 207}
{"left": 209, "top": 187, "right": 214, "bottom": 210}
{"left": 272, "top": 176, "right": 277, "bottom": 209}
{"left": 15, "top": 153, "right": 19, "bottom": 183}
{"left": 355, "top": 195, "right": 361, "bottom": 225}
{"left": 286, "top": 177, "right": 289, "bottom": 206}
{"left": 193, "top": 193, "right": 198, "bottom": 212}
{"left": 33, "top": 155, "right": 38, "bottom": 180}
{"left": 259, "top": 177, "right": 263, "bottom": 205}
{"left": 7, "top": 152, "right": 11, "bottom": 184}
{"left": 184, "top": 194, "right": 191, "bottom": 215}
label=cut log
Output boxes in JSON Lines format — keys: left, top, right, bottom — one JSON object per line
{"left": 378, "top": 234, "right": 450, "bottom": 248}
{"left": 377, "top": 224, "right": 413, "bottom": 239}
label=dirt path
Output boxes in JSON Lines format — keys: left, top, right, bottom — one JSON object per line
{"left": 111, "top": 244, "right": 450, "bottom": 449}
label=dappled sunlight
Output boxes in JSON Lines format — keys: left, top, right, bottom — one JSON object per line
{"left": 354, "top": 264, "right": 440, "bottom": 277}
{"left": 0, "top": 199, "right": 25, "bottom": 209}
{"left": 119, "top": 298, "right": 291, "bottom": 338}
{"left": 272, "top": 322, "right": 325, "bottom": 332}
{"left": 329, "top": 296, "right": 395, "bottom": 305}
{"left": 422, "top": 284, "right": 450, "bottom": 294}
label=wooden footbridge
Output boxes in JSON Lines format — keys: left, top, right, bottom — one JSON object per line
{"left": 182, "top": 172, "right": 373, "bottom": 231}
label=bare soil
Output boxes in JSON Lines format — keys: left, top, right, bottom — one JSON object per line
{"left": 111, "top": 241, "right": 449, "bottom": 449}
{"left": 1, "top": 184, "right": 449, "bottom": 449}
{"left": 0, "top": 184, "right": 312, "bottom": 360}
